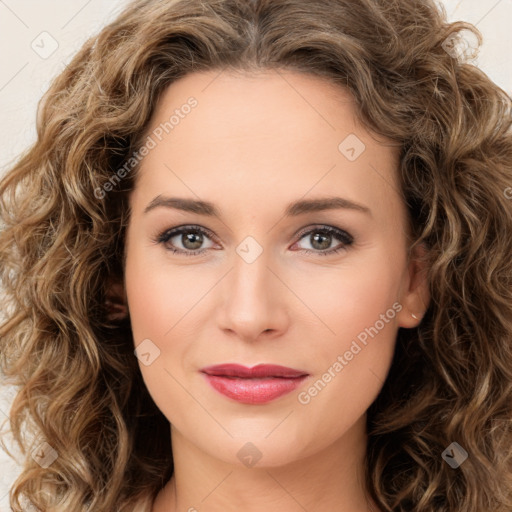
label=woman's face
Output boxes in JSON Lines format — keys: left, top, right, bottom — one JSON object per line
{"left": 123, "top": 69, "right": 428, "bottom": 467}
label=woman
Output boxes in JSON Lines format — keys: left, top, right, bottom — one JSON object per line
{"left": 1, "top": 0, "right": 511, "bottom": 511}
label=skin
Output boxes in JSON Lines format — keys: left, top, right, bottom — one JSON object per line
{"left": 119, "top": 69, "right": 430, "bottom": 512}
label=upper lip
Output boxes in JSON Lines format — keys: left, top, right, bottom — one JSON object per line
{"left": 200, "top": 364, "right": 308, "bottom": 378}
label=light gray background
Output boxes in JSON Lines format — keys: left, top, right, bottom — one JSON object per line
{"left": 0, "top": 0, "right": 511, "bottom": 508}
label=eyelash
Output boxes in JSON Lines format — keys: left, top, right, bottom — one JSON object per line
{"left": 152, "top": 224, "right": 354, "bottom": 257}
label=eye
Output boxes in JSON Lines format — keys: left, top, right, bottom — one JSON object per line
{"left": 292, "top": 225, "right": 354, "bottom": 256}
{"left": 153, "top": 224, "right": 354, "bottom": 257}
{"left": 153, "top": 225, "right": 217, "bottom": 257}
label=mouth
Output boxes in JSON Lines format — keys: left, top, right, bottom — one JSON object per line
{"left": 200, "top": 364, "right": 309, "bottom": 404}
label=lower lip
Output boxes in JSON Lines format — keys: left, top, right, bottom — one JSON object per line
{"left": 202, "top": 374, "right": 308, "bottom": 404}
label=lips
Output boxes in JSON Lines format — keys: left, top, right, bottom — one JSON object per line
{"left": 201, "top": 364, "right": 308, "bottom": 379}
{"left": 200, "top": 364, "right": 309, "bottom": 404}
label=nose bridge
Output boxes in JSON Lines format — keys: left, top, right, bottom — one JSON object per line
{"left": 218, "top": 243, "right": 286, "bottom": 340}
{"left": 228, "top": 246, "right": 273, "bottom": 314}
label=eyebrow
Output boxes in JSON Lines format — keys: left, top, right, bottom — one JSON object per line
{"left": 143, "top": 195, "right": 372, "bottom": 217}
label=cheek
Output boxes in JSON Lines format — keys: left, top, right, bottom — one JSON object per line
{"left": 124, "top": 244, "right": 206, "bottom": 341}
{"left": 124, "top": 246, "right": 208, "bottom": 421}
{"left": 293, "top": 249, "right": 403, "bottom": 345}
{"left": 294, "top": 309, "right": 399, "bottom": 454}
{"left": 291, "top": 252, "right": 402, "bottom": 426}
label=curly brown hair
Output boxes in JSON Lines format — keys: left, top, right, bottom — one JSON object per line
{"left": 1, "top": 0, "right": 512, "bottom": 510}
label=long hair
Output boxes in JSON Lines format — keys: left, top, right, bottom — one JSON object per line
{"left": 1, "top": 0, "right": 511, "bottom": 510}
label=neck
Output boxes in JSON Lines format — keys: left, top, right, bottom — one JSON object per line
{"left": 152, "top": 415, "right": 381, "bottom": 512}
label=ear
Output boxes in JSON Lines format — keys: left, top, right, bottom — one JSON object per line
{"left": 105, "top": 277, "right": 129, "bottom": 322}
{"left": 396, "top": 242, "right": 430, "bottom": 328}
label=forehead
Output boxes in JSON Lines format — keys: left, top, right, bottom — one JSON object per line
{"left": 144, "top": 69, "right": 362, "bottom": 152}
{"left": 131, "top": 69, "right": 403, "bottom": 225}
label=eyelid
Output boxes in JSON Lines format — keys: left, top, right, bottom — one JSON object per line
{"left": 153, "top": 224, "right": 219, "bottom": 248}
{"left": 294, "top": 224, "right": 354, "bottom": 244}
{"left": 154, "top": 223, "right": 354, "bottom": 256}
{"left": 291, "top": 225, "right": 354, "bottom": 256}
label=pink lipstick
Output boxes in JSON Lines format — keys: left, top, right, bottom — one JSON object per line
{"left": 200, "top": 364, "right": 309, "bottom": 404}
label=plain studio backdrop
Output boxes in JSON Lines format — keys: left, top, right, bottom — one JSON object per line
{"left": 0, "top": 0, "right": 511, "bottom": 507}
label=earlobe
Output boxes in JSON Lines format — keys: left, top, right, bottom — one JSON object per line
{"left": 397, "top": 242, "right": 430, "bottom": 329}
{"left": 105, "top": 279, "right": 129, "bottom": 322}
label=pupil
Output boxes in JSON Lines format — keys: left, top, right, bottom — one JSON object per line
{"left": 183, "top": 232, "right": 203, "bottom": 250}
{"left": 312, "top": 232, "right": 330, "bottom": 250}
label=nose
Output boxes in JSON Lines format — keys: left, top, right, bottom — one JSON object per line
{"left": 216, "top": 251, "right": 289, "bottom": 343}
